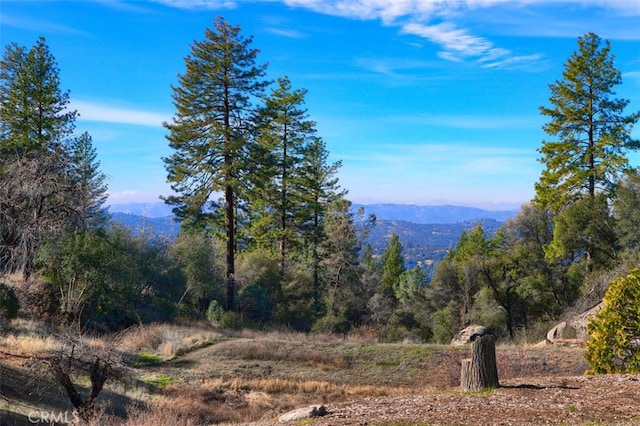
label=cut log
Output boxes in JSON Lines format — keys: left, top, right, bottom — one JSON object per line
{"left": 460, "top": 334, "right": 499, "bottom": 391}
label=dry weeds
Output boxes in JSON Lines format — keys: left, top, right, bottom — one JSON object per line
{"left": 118, "top": 322, "right": 222, "bottom": 357}
{"left": 0, "top": 321, "right": 611, "bottom": 426}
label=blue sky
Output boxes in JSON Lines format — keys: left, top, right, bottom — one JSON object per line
{"left": 2, "top": 0, "right": 640, "bottom": 210}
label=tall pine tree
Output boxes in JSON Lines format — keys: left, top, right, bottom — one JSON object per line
{"left": 535, "top": 32, "right": 640, "bottom": 212}
{"left": 251, "top": 76, "right": 318, "bottom": 273}
{"left": 380, "top": 233, "right": 405, "bottom": 301}
{"left": 163, "top": 17, "right": 269, "bottom": 310}
{"left": 296, "top": 138, "right": 344, "bottom": 303}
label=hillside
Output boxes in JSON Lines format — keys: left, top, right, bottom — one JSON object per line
{"left": 109, "top": 203, "right": 509, "bottom": 270}
{"left": 110, "top": 212, "right": 180, "bottom": 238}
{"left": 5, "top": 323, "right": 640, "bottom": 426}
{"left": 366, "top": 219, "right": 504, "bottom": 270}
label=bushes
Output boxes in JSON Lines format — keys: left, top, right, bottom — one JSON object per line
{"left": 585, "top": 269, "right": 640, "bottom": 373}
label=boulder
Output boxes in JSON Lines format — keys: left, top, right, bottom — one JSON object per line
{"left": 546, "top": 321, "right": 574, "bottom": 342}
{"left": 279, "top": 405, "right": 327, "bottom": 422}
{"left": 545, "top": 302, "right": 604, "bottom": 345}
{"left": 451, "top": 325, "right": 490, "bottom": 346}
{"left": 568, "top": 302, "right": 603, "bottom": 340}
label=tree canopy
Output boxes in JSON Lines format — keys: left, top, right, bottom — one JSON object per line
{"left": 535, "top": 32, "right": 640, "bottom": 212}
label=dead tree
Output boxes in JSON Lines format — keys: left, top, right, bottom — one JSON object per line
{"left": 36, "top": 331, "right": 125, "bottom": 420}
{"left": 461, "top": 333, "right": 499, "bottom": 391}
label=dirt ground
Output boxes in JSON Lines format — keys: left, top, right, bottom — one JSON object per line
{"left": 3, "top": 327, "right": 639, "bottom": 426}
{"left": 248, "top": 374, "right": 640, "bottom": 425}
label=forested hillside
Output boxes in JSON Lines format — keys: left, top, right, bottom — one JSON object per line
{"left": 110, "top": 211, "right": 505, "bottom": 273}
{"left": 2, "top": 27, "right": 639, "bottom": 357}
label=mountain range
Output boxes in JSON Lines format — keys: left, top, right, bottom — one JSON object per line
{"left": 109, "top": 201, "right": 519, "bottom": 224}
{"left": 109, "top": 202, "right": 518, "bottom": 270}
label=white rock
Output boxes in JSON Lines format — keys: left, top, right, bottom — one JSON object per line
{"left": 279, "top": 405, "right": 327, "bottom": 422}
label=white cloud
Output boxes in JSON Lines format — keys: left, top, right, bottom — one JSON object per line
{"left": 264, "top": 27, "right": 307, "bottom": 38}
{"left": 401, "top": 21, "right": 507, "bottom": 64}
{"left": 623, "top": 71, "right": 640, "bottom": 84}
{"left": 71, "top": 100, "right": 172, "bottom": 127}
{"left": 107, "top": 190, "right": 166, "bottom": 204}
{"left": 149, "top": 0, "right": 639, "bottom": 67}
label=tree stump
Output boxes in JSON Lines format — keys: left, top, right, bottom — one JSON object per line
{"left": 461, "top": 334, "right": 499, "bottom": 391}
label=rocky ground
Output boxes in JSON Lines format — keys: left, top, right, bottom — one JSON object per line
{"left": 249, "top": 374, "right": 640, "bottom": 425}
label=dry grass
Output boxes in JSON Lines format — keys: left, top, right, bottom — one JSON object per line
{"left": 91, "top": 375, "right": 413, "bottom": 425}
{"left": 2, "top": 333, "right": 59, "bottom": 353}
{"left": 118, "top": 322, "right": 222, "bottom": 358}
{"left": 213, "top": 339, "right": 352, "bottom": 369}
{"left": 1, "top": 320, "right": 591, "bottom": 426}
{"left": 202, "top": 376, "right": 410, "bottom": 398}
{"left": 233, "top": 326, "right": 378, "bottom": 344}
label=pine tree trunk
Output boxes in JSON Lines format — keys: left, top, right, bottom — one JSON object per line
{"left": 461, "top": 334, "right": 499, "bottom": 391}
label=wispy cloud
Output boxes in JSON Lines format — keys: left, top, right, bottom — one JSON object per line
{"left": 400, "top": 22, "right": 544, "bottom": 69}
{"left": 264, "top": 27, "right": 307, "bottom": 38}
{"left": 149, "top": 0, "right": 640, "bottom": 67}
{"left": 354, "top": 56, "right": 442, "bottom": 77}
{"left": 107, "top": 190, "right": 166, "bottom": 204}
{"left": 2, "top": 14, "right": 89, "bottom": 35}
{"left": 71, "top": 100, "right": 172, "bottom": 127}
{"left": 623, "top": 71, "right": 640, "bottom": 84}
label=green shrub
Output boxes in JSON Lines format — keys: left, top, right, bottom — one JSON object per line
{"left": 206, "top": 299, "right": 225, "bottom": 323}
{"left": 585, "top": 269, "right": 640, "bottom": 373}
{"left": 219, "top": 311, "right": 242, "bottom": 330}
{"left": 312, "top": 314, "right": 349, "bottom": 335}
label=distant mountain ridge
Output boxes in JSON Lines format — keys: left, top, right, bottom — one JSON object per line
{"left": 352, "top": 203, "right": 518, "bottom": 224}
{"left": 110, "top": 212, "right": 180, "bottom": 238}
{"left": 108, "top": 202, "right": 174, "bottom": 218}
{"left": 108, "top": 202, "right": 515, "bottom": 270}
{"left": 109, "top": 201, "right": 519, "bottom": 224}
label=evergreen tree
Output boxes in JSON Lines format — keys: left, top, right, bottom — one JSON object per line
{"left": 0, "top": 37, "right": 76, "bottom": 156}
{"left": 535, "top": 32, "right": 640, "bottom": 212}
{"left": 0, "top": 37, "right": 78, "bottom": 277}
{"left": 380, "top": 233, "right": 405, "bottom": 301}
{"left": 613, "top": 169, "right": 640, "bottom": 252}
{"left": 586, "top": 269, "right": 640, "bottom": 373}
{"left": 163, "top": 17, "right": 269, "bottom": 310}
{"left": 427, "top": 225, "right": 489, "bottom": 336}
{"left": 502, "top": 204, "right": 565, "bottom": 321}
{"left": 545, "top": 193, "right": 618, "bottom": 270}
{"left": 68, "top": 132, "right": 109, "bottom": 232}
{"left": 251, "top": 76, "right": 317, "bottom": 273}
{"left": 295, "top": 138, "right": 344, "bottom": 304}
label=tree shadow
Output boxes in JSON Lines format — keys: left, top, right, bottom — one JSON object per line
{"left": 500, "top": 383, "right": 580, "bottom": 390}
